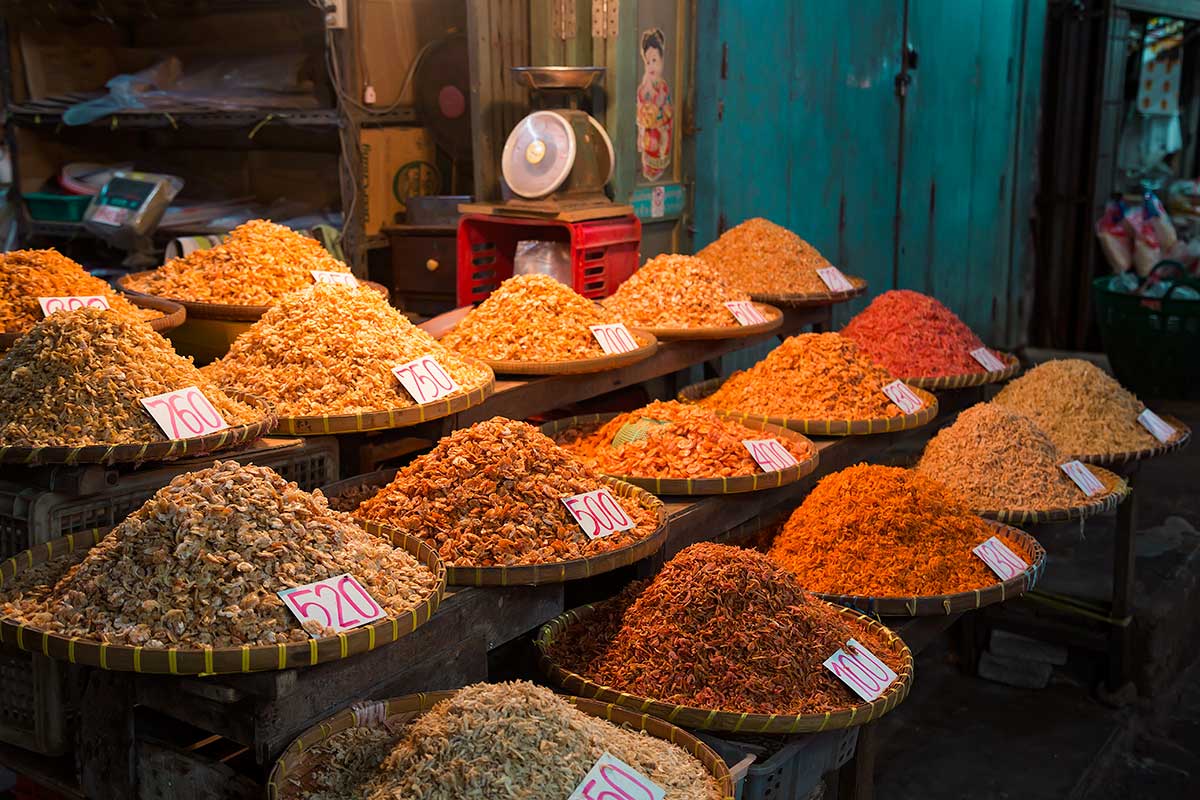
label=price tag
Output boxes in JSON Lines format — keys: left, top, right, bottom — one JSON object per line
{"left": 562, "top": 488, "right": 637, "bottom": 540}
{"left": 881, "top": 380, "right": 924, "bottom": 414}
{"left": 969, "top": 347, "right": 1006, "bottom": 372}
{"left": 1060, "top": 460, "right": 1105, "bottom": 497}
{"left": 743, "top": 438, "right": 800, "bottom": 472}
{"left": 973, "top": 536, "right": 1029, "bottom": 580}
{"left": 311, "top": 270, "right": 359, "bottom": 286}
{"left": 1138, "top": 409, "right": 1177, "bottom": 443}
{"left": 391, "top": 355, "right": 461, "bottom": 404}
{"left": 725, "top": 300, "right": 768, "bottom": 326}
{"left": 590, "top": 323, "right": 640, "bottom": 355}
{"left": 824, "top": 639, "right": 899, "bottom": 702}
{"left": 568, "top": 752, "right": 665, "bottom": 800}
{"left": 816, "top": 266, "right": 855, "bottom": 292}
{"left": 140, "top": 387, "right": 228, "bottom": 439}
{"left": 650, "top": 185, "right": 666, "bottom": 219}
{"left": 38, "top": 296, "right": 111, "bottom": 316}
{"left": 278, "top": 573, "right": 385, "bottom": 637}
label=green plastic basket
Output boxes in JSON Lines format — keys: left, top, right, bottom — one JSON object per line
{"left": 1092, "top": 274, "right": 1200, "bottom": 399}
{"left": 22, "top": 192, "right": 90, "bottom": 222}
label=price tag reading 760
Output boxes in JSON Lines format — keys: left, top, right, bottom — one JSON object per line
{"left": 278, "top": 574, "right": 385, "bottom": 637}
{"left": 562, "top": 488, "right": 636, "bottom": 540}
{"left": 589, "top": 323, "right": 640, "bottom": 355}
{"left": 140, "top": 387, "right": 228, "bottom": 439}
{"left": 392, "top": 356, "right": 461, "bottom": 405}
{"left": 568, "top": 752, "right": 665, "bottom": 800}
{"left": 823, "top": 639, "right": 899, "bottom": 703}
{"left": 742, "top": 438, "right": 800, "bottom": 472}
{"left": 38, "top": 296, "right": 110, "bottom": 316}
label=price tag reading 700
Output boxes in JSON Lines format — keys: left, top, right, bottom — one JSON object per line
{"left": 38, "top": 296, "right": 110, "bottom": 316}
{"left": 724, "top": 300, "right": 768, "bottom": 326}
{"left": 568, "top": 752, "right": 666, "bottom": 800}
{"left": 562, "top": 488, "right": 637, "bottom": 540}
{"left": 392, "top": 356, "right": 461, "bottom": 405}
{"left": 589, "top": 323, "right": 640, "bottom": 355}
{"left": 140, "top": 387, "right": 229, "bottom": 439}
{"left": 823, "top": 639, "right": 899, "bottom": 703}
{"left": 278, "top": 574, "right": 385, "bottom": 636}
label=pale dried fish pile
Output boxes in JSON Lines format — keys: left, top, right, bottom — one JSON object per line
{"left": 0, "top": 462, "right": 440, "bottom": 648}
{"left": 124, "top": 219, "right": 350, "bottom": 305}
{"left": 0, "top": 309, "right": 260, "bottom": 448}
{"left": 601, "top": 253, "right": 754, "bottom": 328}
{"left": 355, "top": 417, "right": 661, "bottom": 567}
{"left": 697, "top": 217, "right": 834, "bottom": 295}
{"left": 204, "top": 283, "right": 492, "bottom": 416}
{"left": 917, "top": 403, "right": 1085, "bottom": 509}
{"left": 303, "top": 727, "right": 398, "bottom": 800}
{"left": 441, "top": 274, "right": 621, "bottom": 362}
{"left": 0, "top": 248, "right": 158, "bottom": 333}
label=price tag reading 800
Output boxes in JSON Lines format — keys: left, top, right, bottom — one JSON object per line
{"left": 562, "top": 488, "right": 637, "bottom": 540}
{"left": 724, "top": 300, "right": 768, "bottom": 326}
{"left": 742, "top": 438, "right": 800, "bottom": 472}
{"left": 278, "top": 573, "right": 385, "bottom": 636}
{"left": 823, "top": 639, "right": 899, "bottom": 703}
{"left": 568, "top": 753, "right": 666, "bottom": 800}
{"left": 38, "top": 296, "right": 111, "bottom": 316}
{"left": 589, "top": 323, "right": 640, "bottom": 355}
{"left": 140, "top": 387, "right": 229, "bottom": 439}
{"left": 973, "top": 535, "right": 1029, "bottom": 580}
{"left": 392, "top": 356, "right": 461, "bottom": 405}
{"left": 311, "top": 270, "right": 359, "bottom": 286}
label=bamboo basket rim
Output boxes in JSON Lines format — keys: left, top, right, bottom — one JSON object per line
{"left": 540, "top": 413, "right": 820, "bottom": 496}
{"left": 446, "top": 329, "right": 659, "bottom": 376}
{"left": 265, "top": 690, "right": 736, "bottom": 800}
{"left": 677, "top": 377, "right": 939, "bottom": 437}
{"left": 900, "top": 352, "right": 1021, "bottom": 390}
{"left": 809, "top": 521, "right": 1046, "bottom": 617}
{"left": 537, "top": 598, "right": 913, "bottom": 734}
{"left": 746, "top": 275, "right": 868, "bottom": 307}
{"left": 1068, "top": 415, "right": 1192, "bottom": 466}
{"left": 624, "top": 302, "right": 785, "bottom": 341}
{"left": 0, "top": 520, "right": 446, "bottom": 675}
{"left": 0, "top": 293, "right": 187, "bottom": 348}
{"left": 0, "top": 391, "right": 277, "bottom": 466}
{"left": 360, "top": 476, "right": 668, "bottom": 587}
{"left": 973, "top": 465, "right": 1130, "bottom": 523}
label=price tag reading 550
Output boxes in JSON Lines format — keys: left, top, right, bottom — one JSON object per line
{"left": 140, "top": 387, "right": 228, "bottom": 439}
{"left": 562, "top": 488, "right": 636, "bottom": 540}
{"left": 278, "top": 574, "right": 385, "bottom": 636}
{"left": 392, "top": 356, "right": 461, "bottom": 405}
{"left": 568, "top": 752, "right": 665, "bottom": 800}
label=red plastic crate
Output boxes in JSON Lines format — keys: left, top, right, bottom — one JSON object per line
{"left": 456, "top": 213, "right": 641, "bottom": 306}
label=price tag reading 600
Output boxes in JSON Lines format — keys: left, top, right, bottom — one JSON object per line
{"left": 392, "top": 356, "right": 461, "bottom": 405}
{"left": 278, "top": 574, "right": 385, "bottom": 636}
{"left": 140, "top": 387, "right": 229, "bottom": 439}
{"left": 562, "top": 488, "right": 637, "bottom": 540}
{"left": 568, "top": 753, "right": 666, "bottom": 800}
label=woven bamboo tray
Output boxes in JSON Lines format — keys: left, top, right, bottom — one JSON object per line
{"left": 748, "top": 275, "right": 868, "bottom": 308}
{"left": 973, "top": 465, "right": 1129, "bottom": 524}
{"left": 272, "top": 363, "right": 495, "bottom": 435}
{"left": 537, "top": 600, "right": 912, "bottom": 734}
{"left": 266, "top": 690, "right": 736, "bottom": 800}
{"left": 361, "top": 476, "right": 667, "bottom": 587}
{"left": 901, "top": 352, "right": 1021, "bottom": 390}
{"left": 678, "top": 378, "right": 938, "bottom": 436}
{"left": 628, "top": 302, "right": 784, "bottom": 341}
{"left": 540, "top": 413, "right": 819, "bottom": 495}
{"left": 1068, "top": 415, "right": 1192, "bottom": 466}
{"left": 0, "top": 393, "right": 277, "bottom": 466}
{"left": 320, "top": 468, "right": 399, "bottom": 512}
{"left": 0, "top": 294, "right": 186, "bottom": 349}
{"left": 0, "top": 522, "right": 445, "bottom": 675}
{"left": 117, "top": 273, "right": 390, "bottom": 322}
{"left": 444, "top": 329, "right": 659, "bottom": 376}
{"left": 810, "top": 521, "right": 1045, "bottom": 617}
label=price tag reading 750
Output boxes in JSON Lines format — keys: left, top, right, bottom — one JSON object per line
{"left": 140, "top": 387, "right": 228, "bottom": 439}
{"left": 392, "top": 356, "right": 461, "bottom": 405}
{"left": 278, "top": 573, "right": 385, "bottom": 637}
{"left": 38, "top": 295, "right": 110, "bottom": 316}
{"left": 589, "top": 323, "right": 640, "bottom": 355}
{"left": 568, "top": 752, "right": 666, "bottom": 800}
{"left": 824, "top": 639, "right": 899, "bottom": 703}
{"left": 562, "top": 488, "right": 636, "bottom": 540}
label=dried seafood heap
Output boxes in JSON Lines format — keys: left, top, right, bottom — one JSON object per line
{"left": 601, "top": 253, "right": 756, "bottom": 329}
{"left": 124, "top": 219, "right": 350, "bottom": 305}
{"left": 697, "top": 217, "right": 835, "bottom": 295}
{"left": 768, "top": 464, "right": 1017, "bottom": 597}
{"left": 441, "top": 274, "right": 625, "bottom": 362}
{"left": 991, "top": 359, "right": 1166, "bottom": 455}
{"left": 1, "top": 248, "right": 159, "bottom": 333}
{"left": 917, "top": 403, "right": 1087, "bottom": 509}
{"left": 356, "top": 417, "right": 661, "bottom": 567}
{"left": 546, "top": 543, "right": 905, "bottom": 715}
{"left": 0, "top": 309, "right": 260, "bottom": 447}
{"left": 204, "top": 283, "right": 492, "bottom": 417}
{"left": 557, "top": 400, "right": 815, "bottom": 479}
{"left": 0, "top": 462, "right": 440, "bottom": 648}
{"left": 698, "top": 332, "right": 914, "bottom": 419}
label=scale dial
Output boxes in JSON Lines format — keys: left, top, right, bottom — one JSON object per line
{"left": 501, "top": 111, "right": 578, "bottom": 198}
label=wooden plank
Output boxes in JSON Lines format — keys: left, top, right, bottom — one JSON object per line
{"left": 137, "top": 739, "right": 259, "bottom": 800}
{"left": 79, "top": 671, "right": 137, "bottom": 799}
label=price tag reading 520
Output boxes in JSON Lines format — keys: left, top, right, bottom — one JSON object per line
{"left": 392, "top": 356, "right": 461, "bottom": 405}
{"left": 140, "top": 387, "right": 228, "bottom": 439}
{"left": 278, "top": 573, "right": 385, "bottom": 636}
{"left": 568, "top": 753, "right": 665, "bottom": 800}
{"left": 589, "top": 323, "right": 640, "bottom": 355}
{"left": 562, "top": 488, "right": 636, "bottom": 540}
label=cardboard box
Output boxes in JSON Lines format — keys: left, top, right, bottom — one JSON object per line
{"left": 360, "top": 127, "right": 440, "bottom": 235}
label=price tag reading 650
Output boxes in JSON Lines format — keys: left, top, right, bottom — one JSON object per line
{"left": 568, "top": 753, "right": 666, "bottom": 800}
{"left": 392, "top": 356, "right": 461, "bottom": 405}
{"left": 562, "top": 488, "right": 636, "bottom": 540}
{"left": 140, "top": 387, "right": 228, "bottom": 439}
{"left": 279, "top": 574, "right": 385, "bottom": 636}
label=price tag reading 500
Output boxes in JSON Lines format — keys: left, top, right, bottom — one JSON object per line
{"left": 38, "top": 295, "right": 111, "bottom": 316}
{"left": 589, "top": 323, "right": 640, "bottom": 355}
{"left": 278, "top": 574, "right": 385, "bottom": 636}
{"left": 562, "top": 488, "right": 637, "bottom": 540}
{"left": 140, "top": 387, "right": 229, "bottom": 439}
{"left": 392, "top": 356, "right": 461, "bottom": 405}
{"left": 568, "top": 753, "right": 666, "bottom": 800}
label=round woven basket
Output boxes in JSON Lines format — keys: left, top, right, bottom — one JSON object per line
{"left": 117, "top": 273, "right": 390, "bottom": 322}
{"left": 537, "top": 599, "right": 912, "bottom": 734}
{"left": 540, "top": 413, "right": 819, "bottom": 495}
{"left": 974, "top": 465, "right": 1130, "bottom": 524}
{"left": 265, "top": 691, "right": 736, "bottom": 800}
{"left": 810, "top": 521, "right": 1045, "bottom": 617}
{"left": 447, "top": 329, "right": 659, "bottom": 376}
{"left": 748, "top": 275, "right": 868, "bottom": 308}
{"left": 0, "top": 521, "right": 445, "bottom": 675}
{"left": 1068, "top": 415, "right": 1192, "bottom": 466}
{"left": 678, "top": 378, "right": 938, "bottom": 436}
{"left": 628, "top": 302, "right": 784, "bottom": 341}
{"left": 0, "top": 294, "right": 187, "bottom": 349}
{"left": 360, "top": 476, "right": 668, "bottom": 587}
{"left": 320, "top": 468, "right": 400, "bottom": 512}
{"left": 901, "top": 352, "right": 1021, "bottom": 390}
{"left": 0, "top": 392, "right": 277, "bottom": 466}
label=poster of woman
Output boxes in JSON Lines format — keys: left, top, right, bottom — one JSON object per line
{"left": 637, "top": 27, "right": 673, "bottom": 182}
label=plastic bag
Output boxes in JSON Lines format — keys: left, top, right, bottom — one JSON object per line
{"left": 513, "top": 240, "right": 572, "bottom": 287}
{"left": 1132, "top": 220, "right": 1161, "bottom": 277}
{"left": 1143, "top": 190, "right": 1178, "bottom": 250}
{"left": 1095, "top": 199, "right": 1133, "bottom": 273}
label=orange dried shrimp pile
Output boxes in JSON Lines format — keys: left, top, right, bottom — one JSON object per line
{"left": 124, "top": 219, "right": 350, "bottom": 305}
{"left": 1, "top": 249, "right": 157, "bottom": 333}
{"left": 698, "top": 332, "right": 912, "bottom": 419}
{"left": 557, "top": 400, "right": 815, "bottom": 479}
{"left": 697, "top": 217, "right": 834, "bottom": 295}
{"left": 601, "top": 253, "right": 756, "bottom": 329}
{"left": 356, "top": 417, "right": 662, "bottom": 567}
{"left": 441, "top": 274, "right": 622, "bottom": 362}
